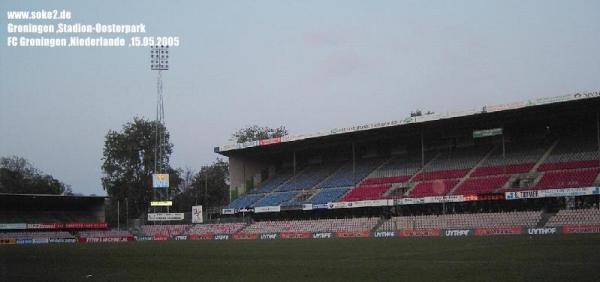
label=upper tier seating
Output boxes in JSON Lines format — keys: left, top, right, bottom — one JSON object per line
{"left": 472, "top": 142, "right": 546, "bottom": 177}
{"left": 538, "top": 137, "right": 600, "bottom": 171}
{"left": 538, "top": 160, "right": 600, "bottom": 172}
{"left": 226, "top": 137, "right": 598, "bottom": 205}
{"left": 252, "top": 192, "right": 298, "bottom": 207}
{"left": 451, "top": 175, "right": 511, "bottom": 195}
{"left": 361, "top": 175, "right": 412, "bottom": 185}
{"left": 249, "top": 171, "right": 293, "bottom": 194}
{"left": 185, "top": 223, "right": 247, "bottom": 235}
{"left": 225, "top": 194, "right": 265, "bottom": 209}
{"left": 407, "top": 179, "right": 457, "bottom": 197}
{"left": 359, "top": 155, "right": 424, "bottom": 187}
{"left": 277, "top": 164, "right": 340, "bottom": 191}
{"left": 471, "top": 163, "right": 535, "bottom": 177}
{"left": 141, "top": 224, "right": 189, "bottom": 237}
{"left": 379, "top": 211, "right": 541, "bottom": 230}
{"left": 371, "top": 154, "right": 429, "bottom": 178}
{"left": 241, "top": 217, "right": 379, "bottom": 233}
{"left": 423, "top": 146, "right": 490, "bottom": 171}
{"left": 317, "top": 158, "right": 383, "bottom": 188}
{"left": 285, "top": 188, "right": 348, "bottom": 206}
{"left": 414, "top": 168, "right": 470, "bottom": 181}
{"left": 413, "top": 146, "right": 490, "bottom": 181}
{"left": 339, "top": 184, "right": 391, "bottom": 202}
{"left": 534, "top": 168, "right": 600, "bottom": 189}
{"left": 545, "top": 208, "right": 600, "bottom": 226}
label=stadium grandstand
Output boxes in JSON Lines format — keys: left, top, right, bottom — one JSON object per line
{"left": 0, "top": 193, "right": 135, "bottom": 244}
{"left": 188, "top": 92, "right": 600, "bottom": 238}
{"left": 3, "top": 92, "right": 600, "bottom": 244}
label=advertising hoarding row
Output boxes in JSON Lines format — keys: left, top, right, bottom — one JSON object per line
{"left": 157, "top": 225, "right": 587, "bottom": 242}
{"left": 0, "top": 222, "right": 107, "bottom": 230}
{"left": 6, "top": 224, "right": 594, "bottom": 245}
{"left": 222, "top": 186, "right": 599, "bottom": 215}
{"left": 1, "top": 237, "right": 76, "bottom": 244}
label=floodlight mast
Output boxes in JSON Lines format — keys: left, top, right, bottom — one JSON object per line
{"left": 151, "top": 45, "right": 169, "bottom": 173}
{"left": 150, "top": 45, "right": 170, "bottom": 218}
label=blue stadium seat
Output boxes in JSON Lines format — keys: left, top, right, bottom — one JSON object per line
{"left": 252, "top": 192, "right": 298, "bottom": 207}
{"left": 225, "top": 194, "right": 265, "bottom": 209}
{"left": 317, "top": 159, "right": 383, "bottom": 189}
{"left": 248, "top": 171, "right": 293, "bottom": 194}
{"left": 305, "top": 188, "right": 348, "bottom": 204}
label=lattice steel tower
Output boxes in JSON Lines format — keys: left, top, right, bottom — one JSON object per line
{"left": 150, "top": 45, "right": 170, "bottom": 214}
{"left": 151, "top": 45, "right": 169, "bottom": 173}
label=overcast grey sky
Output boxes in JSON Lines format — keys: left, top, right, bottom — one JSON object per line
{"left": 1, "top": 0, "right": 599, "bottom": 195}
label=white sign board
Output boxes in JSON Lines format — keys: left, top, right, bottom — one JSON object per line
{"left": 505, "top": 187, "right": 600, "bottom": 200}
{"left": 222, "top": 208, "right": 235, "bottom": 215}
{"left": 150, "top": 201, "right": 173, "bottom": 207}
{"left": 253, "top": 206, "right": 281, "bottom": 213}
{"left": 192, "top": 205, "right": 203, "bottom": 223}
{"left": 147, "top": 213, "right": 184, "bottom": 221}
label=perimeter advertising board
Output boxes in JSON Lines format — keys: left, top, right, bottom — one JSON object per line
{"left": 312, "top": 232, "right": 334, "bottom": 239}
{"left": 373, "top": 231, "right": 397, "bottom": 238}
{"left": 0, "top": 223, "right": 27, "bottom": 230}
{"left": 505, "top": 187, "right": 599, "bottom": 200}
{"left": 399, "top": 228, "right": 441, "bottom": 237}
{"left": 64, "top": 222, "right": 108, "bottom": 229}
{"left": 335, "top": 230, "right": 370, "bottom": 238}
{"left": 0, "top": 239, "right": 16, "bottom": 245}
{"left": 474, "top": 226, "right": 522, "bottom": 236}
{"left": 82, "top": 236, "right": 134, "bottom": 243}
{"left": 233, "top": 233, "right": 258, "bottom": 240}
{"left": 188, "top": 234, "right": 213, "bottom": 240}
{"left": 443, "top": 229, "right": 473, "bottom": 237}
{"left": 48, "top": 238, "right": 77, "bottom": 244}
{"left": 260, "top": 233, "right": 279, "bottom": 240}
{"left": 561, "top": 224, "right": 600, "bottom": 234}
{"left": 280, "top": 232, "right": 311, "bottom": 239}
{"left": 526, "top": 227, "right": 558, "bottom": 235}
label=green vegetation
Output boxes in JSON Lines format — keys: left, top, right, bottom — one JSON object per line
{"left": 0, "top": 156, "right": 72, "bottom": 195}
{"left": 101, "top": 117, "right": 181, "bottom": 221}
{"left": 2, "top": 235, "right": 600, "bottom": 282}
{"left": 101, "top": 117, "right": 231, "bottom": 224}
{"left": 230, "top": 124, "right": 287, "bottom": 143}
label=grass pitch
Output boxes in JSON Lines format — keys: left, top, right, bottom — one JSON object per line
{"left": 1, "top": 235, "right": 599, "bottom": 282}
